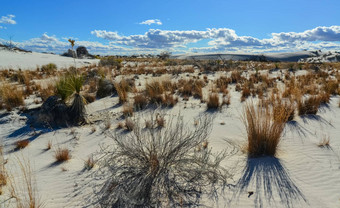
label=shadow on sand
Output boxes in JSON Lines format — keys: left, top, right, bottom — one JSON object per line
{"left": 234, "top": 157, "right": 307, "bottom": 208}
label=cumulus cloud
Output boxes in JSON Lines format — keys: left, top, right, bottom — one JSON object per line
{"left": 91, "top": 26, "right": 340, "bottom": 52}
{"left": 0, "top": 14, "right": 16, "bottom": 24}
{"left": 139, "top": 19, "right": 162, "bottom": 25}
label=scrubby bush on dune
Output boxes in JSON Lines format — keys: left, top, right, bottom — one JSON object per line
{"left": 243, "top": 101, "right": 286, "bottom": 157}
{"left": 207, "top": 93, "right": 220, "bottom": 110}
{"left": 97, "top": 114, "right": 231, "bottom": 207}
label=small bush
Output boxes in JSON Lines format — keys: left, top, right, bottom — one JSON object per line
{"left": 243, "top": 102, "right": 286, "bottom": 157}
{"left": 122, "top": 104, "right": 133, "bottom": 117}
{"left": 55, "top": 147, "right": 71, "bottom": 162}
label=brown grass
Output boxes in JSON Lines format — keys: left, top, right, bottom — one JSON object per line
{"left": 134, "top": 94, "right": 148, "bottom": 110}
{"left": 243, "top": 102, "right": 286, "bottom": 157}
{"left": 207, "top": 93, "right": 220, "bottom": 110}
{"left": 55, "top": 147, "right": 71, "bottom": 162}
{"left": 298, "top": 96, "right": 321, "bottom": 116}
{"left": 122, "top": 104, "right": 134, "bottom": 117}
{"left": 156, "top": 115, "right": 166, "bottom": 128}
{"left": 84, "top": 156, "right": 96, "bottom": 170}
{"left": 125, "top": 118, "right": 134, "bottom": 131}
{"left": 0, "top": 82, "right": 24, "bottom": 111}
{"left": 0, "top": 145, "right": 6, "bottom": 195}
{"left": 16, "top": 139, "right": 30, "bottom": 150}
{"left": 46, "top": 141, "right": 52, "bottom": 150}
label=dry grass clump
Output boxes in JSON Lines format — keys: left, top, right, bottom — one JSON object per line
{"left": 97, "top": 114, "right": 230, "bottom": 207}
{"left": 41, "top": 63, "right": 57, "bottom": 74}
{"left": 114, "top": 79, "right": 135, "bottom": 104}
{"left": 273, "top": 99, "right": 295, "bottom": 123}
{"left": 318, "top": 136, "right": 330, "bottom": 148}
{"left": 122, "top": 104, "right": 134, "bottom": 117}
{"left": 178, "top": 79, "right": 205, "bottom": 99}
{"left": 15, "top": 139, "right": 30, "bottom": 150}
{"left": 55, "top": 147, "right": 71, "bottom": 162}
{"left": 0, "top": 82, "right": 24, "bottom": 111}
{"left": 84, "top": 156, "right": 96, "bottom": 170}
{"left": 163, "top": 93, "right": 178, "bottom": 107}
{"left": 243, "top": 101, "right": 286, "bottom": 157}
{"left": 297, "top": 96, "right": 321, "bottom": 116}
{"left": 145, "top": 80, "right": 164, "bottom": 104}
{"left": 156, "top": 115, "right": 165, "bottom": 128}
{"left": 125, "top": 118, "right": 135, "bottom": 131}
{"left": 133, "top": 94, "right": 148, "bottom": 110}
{"left": 207, "top": 93, "right": 220, "bottom": 110}
{"left": 38, "top": 83, "right": 55, "bottom": 102}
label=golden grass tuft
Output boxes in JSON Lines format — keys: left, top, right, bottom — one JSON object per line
{"left": 243, "top": 102, "right": 286, "bottom": 157}
{"left": 298, "top": 96, "right": 321, "bottom": 116}
{"left": 207, "top": 93, "right": 220, "bottom": 109}
{"left": 55, "top": 147, "right": 71, "bottom": 162}
{"left": 84, "top": 156, "right": 96, "bottom": 170}
{"left": 318, "top": 136, "right": 330, "bottom": 148}
{"left": 0, "top": 82, "right": 24, "bottom": 111}
{"left": 16, "top": 139, "right": 30, "bottom": 150}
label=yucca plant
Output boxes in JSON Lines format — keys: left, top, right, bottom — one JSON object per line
{"left": 56, "top": 73, "right": 86, "bottom": 124}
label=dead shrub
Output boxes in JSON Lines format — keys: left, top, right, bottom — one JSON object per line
{"left": 133, "top": 94, "right": 148, "bottom": 110}
{"left": 97, "top": 114, "right": 231, "bottom": 207}
{"left": 122, "top": 104, "right": 134, "bottom": 117}
{"left": 0, "top": 82, "right": 24, "bottom": 110}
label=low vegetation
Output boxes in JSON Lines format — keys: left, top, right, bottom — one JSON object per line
{"left": 97, "top": 114, "right": 231, "bottom": 207}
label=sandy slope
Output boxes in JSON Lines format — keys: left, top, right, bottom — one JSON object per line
{"left": 0, "top": 48, "right": 99, "bottom": 70}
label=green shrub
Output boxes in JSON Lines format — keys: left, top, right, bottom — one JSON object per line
{"left": 41, "top": 63, "right": 57, "bottom": 74}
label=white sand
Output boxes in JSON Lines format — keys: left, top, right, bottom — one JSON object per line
{"left": 0, "top": 51, "right": 340, "bottom": 208}
{"left": 0, "top": 48, "right": 99, "bottom": 70}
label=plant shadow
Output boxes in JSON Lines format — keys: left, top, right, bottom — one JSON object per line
{"left": 234, "top": 157, "right": 307, "bottom": 208}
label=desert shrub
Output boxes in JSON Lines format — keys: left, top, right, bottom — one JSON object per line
{"left": 38, "top": 83, "right": 55, "bottom": 102}
{"left": 99, "top": 57, "right": 122, "bottom": 69}
{"left": 96, "top": 79, "right": 116, "bottom": 98}
{"left": 55, "top": 147, "right": 71, "bottom": 162}
{"left": 163, "top": 93, "right": 178, "bottom": 107}
{"left": 84, "top": 155, "right": 96, "bottom": 170}
{"left": 41, "top": 63, "right": 57, "bottom": 74}
{"left": 298, "top": 96, "right": 321, "bottom": 116}
{"left": 97, "top": 114, "right": 231, "bottom": 207}
{"left": 207, "top": 93, "right": 220, "bottom": 110}
{"left": 243, "top": 102, "right": 286, "bottom": 157}
{"left": 0, "top": 82, "right": 24, "bottom": 110}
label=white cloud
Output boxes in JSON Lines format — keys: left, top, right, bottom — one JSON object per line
{"left": 0, "top": 14, "right": 16, "bottom": 24}
{"left": 91, "top": 26, "right": 340, "bottom": 53}
{"left": 139, "top": 19, "right": 162, "bottom": 25}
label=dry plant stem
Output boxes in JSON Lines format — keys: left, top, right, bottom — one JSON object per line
{"left": 7, "top": 156, "right": 44, "bottom": 208}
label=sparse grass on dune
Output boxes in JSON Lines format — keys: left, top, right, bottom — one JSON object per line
{"left": 207, "top": 93, "right": 220, "bottom": 110}
{"left": 298, "top": 96, "right": 321, "bottom": 116}
{"left": 243, "top": 101, "right": 286, "bottom": 157}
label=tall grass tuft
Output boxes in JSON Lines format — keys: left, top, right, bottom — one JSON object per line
{"left": 243, "top": 102, "right": 286, "bottom": 157}
{"left": 0, "top": 82, "right": 24, "bottom": 111}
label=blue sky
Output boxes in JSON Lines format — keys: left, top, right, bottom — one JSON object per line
{"left": 1, "top": 0, "right": 340, "bottom": 55}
